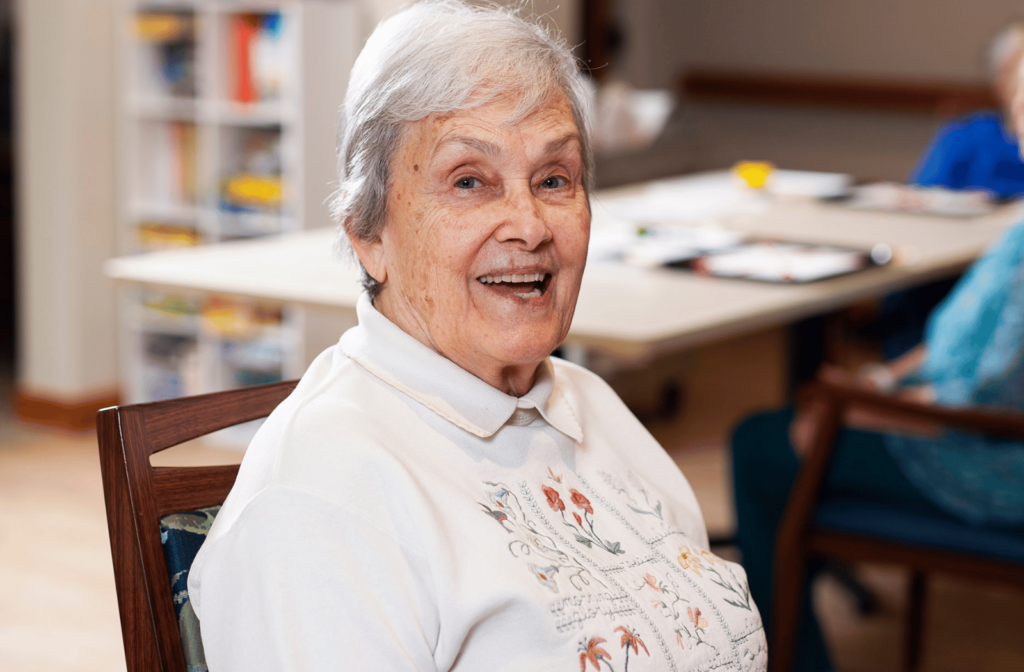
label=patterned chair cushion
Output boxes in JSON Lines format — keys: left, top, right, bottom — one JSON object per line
{"left": 160, "top": 505, "right": 220, "bottom": 672}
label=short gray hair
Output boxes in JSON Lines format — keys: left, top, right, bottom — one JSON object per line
{"left": 329, "top": 0, "right": 593, "bottom": 298}
{"left": 988, "top": 22, "right": 1024, "bottom": 83}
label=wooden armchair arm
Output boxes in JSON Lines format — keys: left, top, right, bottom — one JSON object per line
{"left": 783, "top": 379, "right": 1024, "bottom": 545}
{"left": 804, "top": 379, "right": 1024, "bottom": 439}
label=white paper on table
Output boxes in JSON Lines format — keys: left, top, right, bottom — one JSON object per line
{"left": 699, "top": 243, "right": 864, "bottom": 282}
{"left": 769, "top": 170, "right": 852, "bottom": 198}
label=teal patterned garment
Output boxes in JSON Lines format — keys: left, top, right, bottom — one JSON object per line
{"left": 160, "top": 505, "right": 220, "bottom": 672}
{"left": 885, "top": 222, "right": 1024, "bottom": 526}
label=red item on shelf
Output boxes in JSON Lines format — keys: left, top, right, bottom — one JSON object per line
{"left": 233, "top": 14, "right": 260, "bottom": 103}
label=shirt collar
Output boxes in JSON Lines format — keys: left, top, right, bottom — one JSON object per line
{"left": 340, "top": 292, "right": 583, "bottom": 442}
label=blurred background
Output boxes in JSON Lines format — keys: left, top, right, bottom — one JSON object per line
{"left": 2, "top": 1, "right": 1024, "bottom": 670}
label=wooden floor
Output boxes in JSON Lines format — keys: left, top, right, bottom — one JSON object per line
{"left": 2, "top": 407, "right": 1023, "bottom": 671}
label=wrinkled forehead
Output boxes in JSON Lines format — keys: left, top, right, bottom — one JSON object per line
{"left": 397, "top": 91, "right": 581, "bottom": 162}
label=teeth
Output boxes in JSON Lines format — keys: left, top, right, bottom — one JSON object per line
{"left": 478, "top": 272, "right": 547, "bottom": 284}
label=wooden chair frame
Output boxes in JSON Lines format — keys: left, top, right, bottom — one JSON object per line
{"left": 770, "top": 380, "right": 1024, "bottom": 672}
{"left": 97, "top": 380, "right": 298, "bottom": 672}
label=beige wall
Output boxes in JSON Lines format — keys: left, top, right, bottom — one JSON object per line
{"left": 16, "top": 0, "right": 118, "bottom": 400}
{"left": 620, "top": 0, "right": 1024, "bottom": 88}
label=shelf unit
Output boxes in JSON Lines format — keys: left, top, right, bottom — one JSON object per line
{"left": 116, "top": 0, "right": 361, "bottom": 434}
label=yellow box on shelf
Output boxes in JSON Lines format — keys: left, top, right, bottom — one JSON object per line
{"left": 221, "top": 173, "right": 283, "bottom": 210}
{"left": 138, "top": 223, "right": 200, "bottom": 250}
{"left": 134, "top": 13, "right": 193, "bottom": 43}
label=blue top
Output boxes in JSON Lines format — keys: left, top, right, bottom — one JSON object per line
{"left": 910, "top": 111, "right": 1024, "bottom": 199}
{"left": 885, "top": 222, "right": 1024, "bottom": 526}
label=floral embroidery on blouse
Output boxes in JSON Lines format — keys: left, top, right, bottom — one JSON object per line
{"left": 616, "top": 625, "right": 651, "bottom": 670}
{"left": 635, "top": 570, "right": 717, "bottom": 654}
{"left": 531, "top": 563, "right": 561, "bottom": 593}
{"left": 600, "top": 471, "right": 666, "bottom": 524}
{"left": 544, "top": 475, "right": 626, "bottom": 555}
{"left": 579, "top": 637, "right": 612, "bottom": 671}
{"left": 577, "top": 627, "right": 651, "bottom": 671}
{"left": 677, "top": 546, "right": 752, "bottom": 611}
{"left": 478, "top": 471, "right": 765, "bottom": 669}
{"left": 481, "top": 481, "right": 606, "bottom": 594}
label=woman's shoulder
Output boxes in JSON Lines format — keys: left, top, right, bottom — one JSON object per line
{"left": 231, "top": 344, "right": 435, "bottom": 504}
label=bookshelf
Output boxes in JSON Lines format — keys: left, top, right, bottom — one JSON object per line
{"left": 117, "top": 0, "right": 360, "bottom": 432}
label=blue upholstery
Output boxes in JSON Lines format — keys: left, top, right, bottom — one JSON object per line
{"left": 160, "top": 505, "right": 220, "bottom": 672}
{"left": 814, "top": 496, "right": 1024, "bottom": 563}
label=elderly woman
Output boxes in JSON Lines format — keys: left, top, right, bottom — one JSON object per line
{"left": 187, "top": 2, "right": 765, "bottom": 670}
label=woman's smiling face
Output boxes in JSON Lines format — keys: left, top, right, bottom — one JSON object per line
{"left": 350, "top": 94, "right": 590, "bottom": 395}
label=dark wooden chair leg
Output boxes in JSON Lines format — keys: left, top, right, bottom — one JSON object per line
{"left": 904, "top": 570, "right": 927, "bottom": 672}
{"left": 770, "top": 543, "right": 808, "bottom": 672}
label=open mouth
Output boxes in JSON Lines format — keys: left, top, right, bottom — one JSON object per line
{"left": 477, "top": 272, "right": 552, "bottom": 299}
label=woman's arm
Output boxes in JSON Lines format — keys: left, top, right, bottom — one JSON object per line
{"left": 190, "top": 487, "right": 440, "bottom": 672}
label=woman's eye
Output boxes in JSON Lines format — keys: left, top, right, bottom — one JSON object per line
{"left": 455, "top": 176, "right": 481, "bottom": 189}
{"left": 540, "top": 176, "right": 567, "bottom": 189}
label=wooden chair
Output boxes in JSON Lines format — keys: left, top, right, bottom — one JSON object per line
{"left": 97, "top": 380, "right": 298, "bottom": 672}
{"left": 771, "top": 379, "right": 1024, "bottom": 672}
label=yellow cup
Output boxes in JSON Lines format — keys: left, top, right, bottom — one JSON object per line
{"left": 733, "top": 161, "right": 775, "bottom": 189}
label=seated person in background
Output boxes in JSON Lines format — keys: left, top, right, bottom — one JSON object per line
{"left": 732, "top": 213, "right": 1024, "bottom": 671}
{"left": 877, "top": 23, "right": 1024, "bottom": 359}
{"left": 911, "top": 23, "right": 1024, "bottom": 199}
{"left": 187, "top": 2, "right": 767, "bottom": 670}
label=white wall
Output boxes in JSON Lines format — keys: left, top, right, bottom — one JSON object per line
{"left": 16, "top": 0, "right": 118, "bottom": 400}
{"left": 619, "top": 0, "right": 1024, "bottom": 89}
{"left": 361, "top": 0, "right": 579, "bottom": 44}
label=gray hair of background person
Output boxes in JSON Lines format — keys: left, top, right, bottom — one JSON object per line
{"left": 987, "top": 22, "right": 1024, "bottom": 83}
{"left": 329, "top": 0, "right": 594, "bottom": 298}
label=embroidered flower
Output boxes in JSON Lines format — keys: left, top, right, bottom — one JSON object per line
{"left": 643, "top": 573, "right": 662, "bottom": 592}
{"left": 528, "top": 563, "right": 559, "bottom": 593}
{"left": 547, "top": 466, "right": 563, "bottom": 482}
{"left": 542, "top": 485, "right": 565, "bottom": 512}
{"left": 569, "top": 488, "right": 594, "bottom": 514}
{"left": 573, "top": 511, "right": 583, "bottom": 526}
{"left": 615, "top": 626, "right": 650, "bottom": 656}
{"left": 676, "top": 631, "right": 686, "bottom": 650}
{"left": 677, "top": 546, "right": 703, "bottom": 576}
{"left": 687, "top": 606, "right": 708, "bottom": 630}
{"left": 478, "top": 502, "right": 512, "bottom": 532}
{"left": 487, "top": 488, "right": 515, "bottom": 517}
{"left": 699, "top": 549, "right": 722, "bottom": 565}
{"left": 578, "top": 637, "right": 611, "bottom": 671}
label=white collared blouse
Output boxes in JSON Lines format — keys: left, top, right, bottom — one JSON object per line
{"left": 189, "top": 293, "right": 767, "bottom": 671}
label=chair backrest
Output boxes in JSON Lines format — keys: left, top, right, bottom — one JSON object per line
{"left": 96, "top": 380, "right": 299, "bottom": 672}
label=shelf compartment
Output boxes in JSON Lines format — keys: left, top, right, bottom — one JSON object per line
{"left": 129, "top": 9, "right": 198, "bottom": 99}
{"left": 132, "top": 119, "right": 199, "bottom": 212}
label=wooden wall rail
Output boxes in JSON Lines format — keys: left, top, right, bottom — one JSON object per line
{"left": 680, "top": 69, "right": 998, "bottom": 116}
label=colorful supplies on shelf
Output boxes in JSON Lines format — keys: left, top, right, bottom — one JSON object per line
{"left": 232, "top": 12, "right": 289, "bottom": 103}
{"left": 221, "top": 173, "right": 283, "bottom": 211}
{"left": 138, "top": 223, "right": 200, "bottom": 250}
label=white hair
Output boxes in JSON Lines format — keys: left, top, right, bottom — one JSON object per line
{"left": 988, "top": 22, "right": 1024, "bottom": 82}
{"left": 329, "top": 0, "right": 594, "bottom": 297}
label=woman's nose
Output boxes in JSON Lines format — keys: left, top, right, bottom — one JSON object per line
{"left": 494, "top": 182, "right": 553, "bottom": 250}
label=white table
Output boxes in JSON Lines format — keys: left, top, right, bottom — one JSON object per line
{"left": 106, "top": 175, "right": 1024, "bottom": 364}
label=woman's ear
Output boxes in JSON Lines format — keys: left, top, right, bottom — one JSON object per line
{"left": 348, "top": 225, "right": 388, "bottom": 285}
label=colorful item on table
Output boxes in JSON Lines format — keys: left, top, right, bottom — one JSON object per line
{"left": 733, "top": 161, "right": 775, "bottom": 189}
